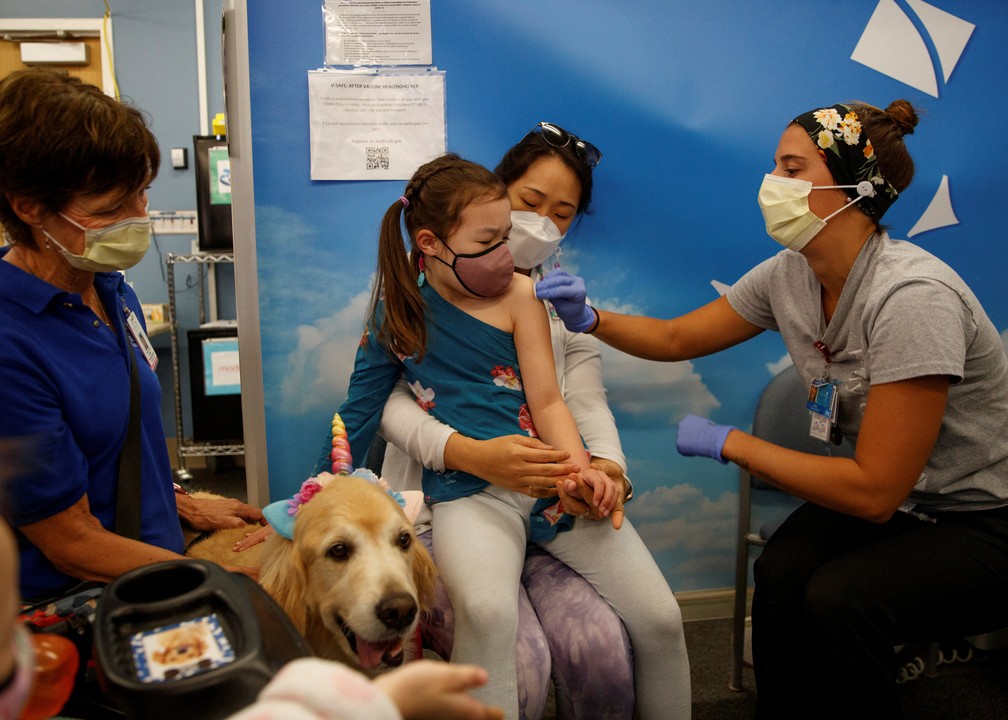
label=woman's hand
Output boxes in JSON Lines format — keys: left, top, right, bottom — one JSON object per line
{"left": 445, "top": 433, "right": 578, "bottom": 498}
{"left": 676, "top": 415, "right": 735, "bottom": 463}
{"left": 176, "top": 494, "right": 264, "bottom": 532}
{"left": 534, "top": 270, "right": 596, "bottom": 333}
{"left": 373, "top": 660, "right": 503, "bottom": 720}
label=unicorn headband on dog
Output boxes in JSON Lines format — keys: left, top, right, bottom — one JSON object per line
{"left": 262, "top": 412, "right": 410, "bottom": 540}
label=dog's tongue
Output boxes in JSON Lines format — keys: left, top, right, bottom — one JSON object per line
{"left": 356, "top": 637, "right": 403, "bottom": 669}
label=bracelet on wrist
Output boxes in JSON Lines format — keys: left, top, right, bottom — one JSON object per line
{"left": 585, "top": 307, "right": 601, "bottom": 334}
{"left": 173, "top": 482, "right": 190, "bottom": 496}
{"left": 621, "top": 473, "right": 634, "bottom": 502}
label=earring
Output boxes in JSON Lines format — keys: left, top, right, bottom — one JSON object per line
{"left": 417, "top": 255, "right": 426, "bottom": 288}
{"left": 35, "top": 225, "right": 51, "bottom": 250}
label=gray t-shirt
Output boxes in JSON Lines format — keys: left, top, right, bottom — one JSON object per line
{"left": 727, "top": 231, "right": 1008, "bottom": 511}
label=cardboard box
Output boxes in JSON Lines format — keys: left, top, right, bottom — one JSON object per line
{"left": 142, "top": 303, "right": 168, "bottom": 324}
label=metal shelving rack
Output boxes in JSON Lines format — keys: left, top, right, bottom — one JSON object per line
{"left": 165, "top": 251, "right": 244, "bottom": 482}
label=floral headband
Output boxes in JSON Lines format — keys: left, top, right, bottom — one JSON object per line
{"left": 262, "top": 413, "right": 407, "bottom": 540}
{"left": 792, "top": 104, "right": 898, "bottom": 219}
{"left": 262, "top": 468, "right": 407, "bottom": 540}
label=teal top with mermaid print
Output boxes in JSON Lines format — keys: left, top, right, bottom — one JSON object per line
{"left": 332, "top": 282, "right": 575, "bottom": 542}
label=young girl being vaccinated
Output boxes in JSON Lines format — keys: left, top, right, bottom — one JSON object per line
{"left": 334, "top": 154, "right": 689, "bottom": 719}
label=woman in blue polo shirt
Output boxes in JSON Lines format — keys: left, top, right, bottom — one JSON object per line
{"left": 0, "top": 68, "right": 263, "bottom": 601}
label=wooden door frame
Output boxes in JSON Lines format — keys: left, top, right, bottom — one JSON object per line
{"left": 0, "top": 17, "right": 115, "bottom": 96}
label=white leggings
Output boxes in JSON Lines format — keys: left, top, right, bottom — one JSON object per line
{"left": 432, "top": 486, "right": 691, "bottom": 720}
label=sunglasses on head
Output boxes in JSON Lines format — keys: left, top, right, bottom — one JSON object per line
{"left": 524, "top": 122, "right": 602, "bottom": 169}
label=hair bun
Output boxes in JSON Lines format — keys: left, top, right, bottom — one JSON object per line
{"left": 885, "top": 100, "right": 918, "bottom": 137}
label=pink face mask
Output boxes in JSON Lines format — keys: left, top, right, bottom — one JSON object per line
{"left": 433, "top": 240, "right": 515, "bottom": 297}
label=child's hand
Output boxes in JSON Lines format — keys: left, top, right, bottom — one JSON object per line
{"left": 581, "top": 467, "right": 619, "bottom": 518}
{"left": 233, "top": 524, "right": 274, "bottom": 552}
{"left": 374, "top": 660, "right": 504, "bottom": 720}
{"left": 590, "top": 457, "right": 628, "bottom": 530}
{"left": 557, "top": 469, "right": 621, "bottom": 529}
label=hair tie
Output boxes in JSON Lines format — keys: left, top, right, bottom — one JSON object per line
{"left": 399, "top": 196, "right": 409, "bottom": 208}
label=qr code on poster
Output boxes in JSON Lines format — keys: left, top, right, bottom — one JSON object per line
{"left": 366, "top": 146, "right": 390, "bottom": 170}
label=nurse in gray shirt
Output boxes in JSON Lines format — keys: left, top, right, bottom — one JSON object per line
{"left": 536, "top": 99, "right": 1008, "bottom": 720}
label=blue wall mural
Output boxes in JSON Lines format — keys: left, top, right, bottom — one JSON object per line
{"left": 243, "top": 0, "right": 1008, "bottom": 592}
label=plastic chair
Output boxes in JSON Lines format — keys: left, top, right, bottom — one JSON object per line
{"left": 730, "top": 365, "right": 854, "bottom": 691}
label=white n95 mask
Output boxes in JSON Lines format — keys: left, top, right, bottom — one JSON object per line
{"left": 507, "top": 211, "right": 564, "bottom": 269}
{"left": 44, "top": 212, "right": 152, "bottom": 272}
{"left": 757, "top": 174, "right": 875, "bottom": 252}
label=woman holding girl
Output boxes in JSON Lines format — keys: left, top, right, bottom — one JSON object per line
{"left": 375, "top": 124, "right": 638, "bottom": 719}
{"left": 335, "top": 154, "right": 689, "bottom": 719}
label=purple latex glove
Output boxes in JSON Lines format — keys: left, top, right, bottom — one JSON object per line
{"left": 676, "top": 415, "right": 736, "bottom": 464}
{"left": 534, "top": 269, "right": 597, "bottom": 333}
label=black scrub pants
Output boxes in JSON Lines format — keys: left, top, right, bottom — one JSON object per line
{"left": 751, "top": 502, "right": 1008, "bottom": 720}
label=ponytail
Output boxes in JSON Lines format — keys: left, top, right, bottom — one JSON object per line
{"left": 368, "top": 153, "right": 507, "bottom": 362}
{"left": 371, "top": 199, "right": 428, "bottom": 361}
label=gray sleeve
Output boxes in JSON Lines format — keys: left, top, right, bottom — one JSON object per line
{"left": 865, "top": 279, "right": 971, "bottom": 384}
{"left": 725, "top": 255, "right": 781, "bottom": 332}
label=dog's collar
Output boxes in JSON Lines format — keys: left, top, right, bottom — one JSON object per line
{"left": 263, "top": 468, "right": 406, "bottom": 540}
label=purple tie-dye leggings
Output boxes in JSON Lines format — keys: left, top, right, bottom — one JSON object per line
{"left": 418, "top": 530, "right": 635, "bottom": 719}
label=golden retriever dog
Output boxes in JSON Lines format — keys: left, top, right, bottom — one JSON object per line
{"left": 185, "top": 477, "right": 436, "bottom": 674}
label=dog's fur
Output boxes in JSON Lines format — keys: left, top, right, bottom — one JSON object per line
{"left": 184, "top": 478, "right": 436, "bottom": 673}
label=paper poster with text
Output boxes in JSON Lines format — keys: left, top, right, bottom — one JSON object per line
{"left": 323, "top": 0, "right": 432, "bottom": 66}
{"left": 308, "top": 70, "right": 446, "bottom": 180}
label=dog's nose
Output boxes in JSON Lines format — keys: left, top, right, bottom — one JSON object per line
{"left": 376, "top": 593, "right": 418, "bottom": 631}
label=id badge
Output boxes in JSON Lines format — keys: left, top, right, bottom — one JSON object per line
{"left": 125, "top": 308, "right": 159, "bottom": 370}
{"left": 807, "top": 378, "right": 836, "bottom": 418}
{"left": 807, "top": 378, "right": 838, "bottom": 441}
{"left": 809, "top": 411, "right": 831, "bottom": 441}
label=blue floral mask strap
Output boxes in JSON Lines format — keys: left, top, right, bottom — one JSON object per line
{"left": 792, "top": 104, "right": 899, "bottom": 219}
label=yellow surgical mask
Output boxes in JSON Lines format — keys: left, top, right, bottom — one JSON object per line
{"left": 757, "top": 174, "right": 874, "bottom": 252}
{"left": 44, "top": 212, "right": 152, "bottom": 272}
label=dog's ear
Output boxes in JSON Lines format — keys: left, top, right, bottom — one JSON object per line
{"left": 411, "top": 536, "right": 438, "bottom": 608}
{"left": 259, "top": 535, "right": 309, "bottom": 634}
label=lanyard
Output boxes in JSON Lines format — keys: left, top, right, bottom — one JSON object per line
{"left": 814, "top": 340, "right": 832, "bottom": 379}
{"left": 808, "top": 340, "right": 841, "bottom": 442}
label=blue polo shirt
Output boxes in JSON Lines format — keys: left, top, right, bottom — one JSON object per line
{"left": 0, "top": 246, "right": 183, "bottom": 599}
